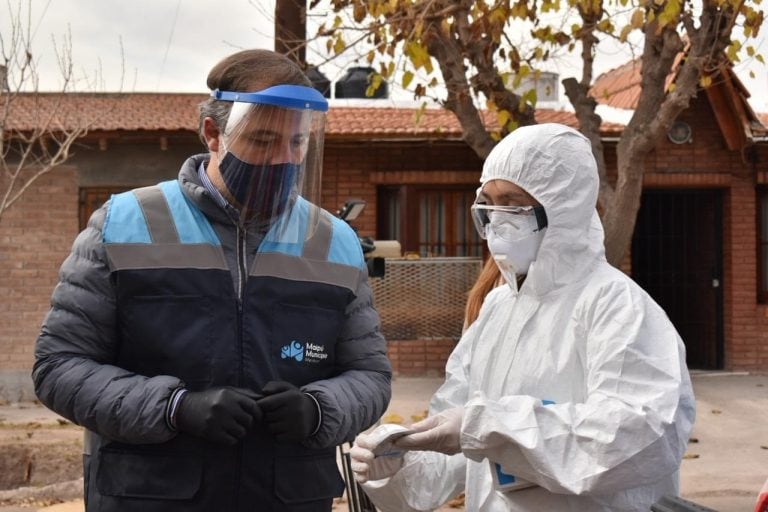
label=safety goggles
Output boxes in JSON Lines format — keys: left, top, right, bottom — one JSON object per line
{"left": 470, "top": 203, "right": 548, "bottom": 241}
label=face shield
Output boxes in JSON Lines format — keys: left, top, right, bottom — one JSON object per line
{"left": 212, "top": 85, "right": 327, "bottom": 224}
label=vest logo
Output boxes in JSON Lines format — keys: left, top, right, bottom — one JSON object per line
{"left": 281, "top": 341, "right": 304, "bottom": 362}
{"left": 280, "top": 341, "right": 329, "bottom": 364}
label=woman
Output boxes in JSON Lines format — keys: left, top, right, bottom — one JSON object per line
{"left": 350, "top": 123, "right": 695, "bottom": 511}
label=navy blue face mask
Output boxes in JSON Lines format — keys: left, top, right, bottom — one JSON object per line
{"left": 218, "top": 152, "right": 300, "bottom": 222}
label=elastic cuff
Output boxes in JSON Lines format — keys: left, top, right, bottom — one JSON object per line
{"left": 304, "top": 392, "right": 322, "bottom": 437}
{"left": 165, "top": 387, "right": 188, "bottom": 431}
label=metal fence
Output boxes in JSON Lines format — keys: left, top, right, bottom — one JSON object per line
{"left": 369, "top": 257, "right": 483, "bottom": 341}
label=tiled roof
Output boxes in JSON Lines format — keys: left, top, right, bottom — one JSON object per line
{"left": 3, "top": 92, "right": 624, "bottom": 137}
{"left": 759, "top": 113, "right": 768, "bottom": 129}
{"left": 590, "top": 60, "right": 644, "bottom": 110}
{"left": 591, "top": 58, "right": 767, "bottom": 140}
{"left": 590, "top": 54, "right": 682, "bottom": 110}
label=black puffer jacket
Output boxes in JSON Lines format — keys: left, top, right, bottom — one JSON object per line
{"left": 33, "top": 154, "right": 392, "bottom": 511}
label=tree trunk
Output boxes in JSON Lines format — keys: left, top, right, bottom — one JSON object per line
{"left": 602, "top": 138, "right": 647, "bottom": 266}
{"left": 274, "top": 0, "right": 306, "bottom": 67}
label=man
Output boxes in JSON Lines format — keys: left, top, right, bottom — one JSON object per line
{"left": 350, "top": 123, "right": 695, "bottom": 511}
{"left": 33, "top": 49, "right": 391, "bottom": 511}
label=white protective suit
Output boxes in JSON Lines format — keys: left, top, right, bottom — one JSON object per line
{"left": 362, "top": 123, "right": 696, "bottom": 511}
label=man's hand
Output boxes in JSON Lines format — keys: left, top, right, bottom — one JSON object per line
{"left": 258, "top": 381, "right": 320, "bottom": 443}
{"left": 175, "top": 387, "right": 262, "bottom": 445}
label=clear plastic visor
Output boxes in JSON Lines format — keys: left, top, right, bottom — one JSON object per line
{"left": 218, "top": 100, "right": 325, "bottom": 224}
{"left": 471, "top": 204, "right": 545, "bottom": 241}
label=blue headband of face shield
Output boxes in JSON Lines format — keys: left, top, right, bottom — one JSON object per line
{"left": 211, "top": 84, "right": 329, "bottom": 112}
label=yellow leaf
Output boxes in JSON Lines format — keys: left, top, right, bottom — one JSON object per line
{"left": 497, "top": 109, "right": 511, "bottom": 127}
{"left": 333, "top": 15, "right": 343, "bottom": 29}
{"left": 757, "top": 54, "right": 765, "bottom": 64}
{"left": 367, "top": 73, "right": 383, "bottom": 97}
{"left": 441, "top": 18, "right": 451, "bottom": 36}
{"left": 522, "top": 88, "right": 537, "bottom": 107}
{"left": 333, "top": 36, "right": 346, "bottom": 55}
{"left": 631, "top": 8, "right": 645, "bottom": 28}
{"left": 489, "top": 7, "right": 507, "bottom": 23}
{"left": 402, "top": 71, "right": 414, "bottom": 89}
{"left": 668, "top": 82, "right": 677, "bottom": 92}
{"left": 726, "top": 40, "right": 742, "bottom": 62}
{"left": 619, "top": 25, "right": 632, "bottom": 43}
{"left": 406, "top": 41, "right": 432, "bottom": 72}
{"left": 414, "top": 102, "right": 427, "bottom": 124}
{"left": 381, "top": 413, "right": 404, "bottom": 424}
{"left": 700, "top": 75, "right": 712, "bottom": 88}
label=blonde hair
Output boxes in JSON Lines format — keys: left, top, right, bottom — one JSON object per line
{"left": 464, "top": 257, "right": 502, "bottom": 329}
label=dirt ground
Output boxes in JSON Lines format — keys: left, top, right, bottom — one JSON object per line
{"left": 0, "top": 417, "right": 82, "bottom": 509}
{"left": 0, "top": 421, "right": 82, "bottom": 491}
{"left": 0, "top": 373, "right": 765, "bottom": 512}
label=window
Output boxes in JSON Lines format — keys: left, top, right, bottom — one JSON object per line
{"left": 759, "top": 188, "right": 768, "bottom": 303}
{"left": 79, "top": 187, "right": 130, "bottom": 230}
{"left": 378, "top": 185, "right": 483, "bottom": 257}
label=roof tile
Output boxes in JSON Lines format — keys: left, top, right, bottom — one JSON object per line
{"left": 4, "top": 92, "right": 624, "bottom": 137}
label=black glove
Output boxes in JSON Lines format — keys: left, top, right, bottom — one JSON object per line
{"left": 258, "top": 381, "right": 320, "bottom": 443}
{"left": 175, "top": 387, "right": 262, "bottom": 445}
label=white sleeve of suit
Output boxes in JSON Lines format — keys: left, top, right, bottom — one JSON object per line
{"left": 459, "top": 279, "right": 696, "bottom": 495}
{"left": 361, "top": 321, "right": 479, "bottom": 511}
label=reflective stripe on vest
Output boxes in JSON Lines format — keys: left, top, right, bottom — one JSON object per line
{"left": 103, "top": 181, "right": 227, "bottom": 271}
{"left": 103, "top": 180, "right": 365, "bottom": 293}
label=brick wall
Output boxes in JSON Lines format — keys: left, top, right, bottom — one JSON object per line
{"left": 387, "top": 339, "right": 455, "bottom": 376}
{"left": 652, "top": 96, "right": 767, "bottom": 370}
{"left": 0, "top": 168, "right": 79, "bottom": 372}
{"left": 1, "top": 116, "right": 767, "bottom": 402}
{"left": 321, "top": 140, "right": 482, "bottom": 237}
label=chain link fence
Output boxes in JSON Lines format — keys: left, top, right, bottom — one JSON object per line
{"left": 369, "top": 257, "right": 483, "bottom": 341}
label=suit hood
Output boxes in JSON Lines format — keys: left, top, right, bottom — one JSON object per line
{"left": 480, "top": 123, "right": 606, "bottom": 296}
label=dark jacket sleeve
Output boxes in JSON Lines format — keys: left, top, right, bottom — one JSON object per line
{"left": 302, "top": 271, "right": 392, "bottom": 449}
{"left": 32, "top": 203, "right": 182, "bottom": 444}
